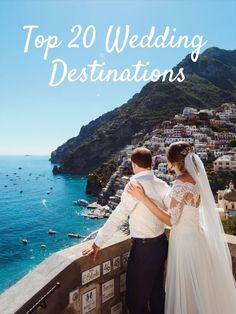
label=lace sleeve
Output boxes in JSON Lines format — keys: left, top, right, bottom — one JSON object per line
{"left": 169, "top": 180, "right": 198, "bottom": 225}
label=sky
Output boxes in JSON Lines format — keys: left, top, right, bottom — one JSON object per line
{"left": 0, "top": 0, "right": 235, "bottom": 155}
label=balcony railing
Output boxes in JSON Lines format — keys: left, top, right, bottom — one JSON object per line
{"left": 0, "top": 231, "right": 235, "bottom": 314}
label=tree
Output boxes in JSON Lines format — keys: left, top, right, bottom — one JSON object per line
{"left": 222, "top": 215, "right": 236, "bottom": 235}
{"left": 199, "top": 112, "right": 210, "bottom": 121}
{"left": 229, "top": 139, "right": 236, "bottom": 148}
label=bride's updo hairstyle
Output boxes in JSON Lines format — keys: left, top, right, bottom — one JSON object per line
{"left": 167, "top": 142, "right": 193, "bottom": 172}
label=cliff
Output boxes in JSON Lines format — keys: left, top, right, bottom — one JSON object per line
{"left": 51, "top": 47, "right": 236, "bottom": 176}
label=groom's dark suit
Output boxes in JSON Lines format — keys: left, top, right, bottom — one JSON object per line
{"left": 95, "top": 170, "right": 171, "bottom": 314}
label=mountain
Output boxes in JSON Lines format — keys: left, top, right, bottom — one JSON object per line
{"left": 51, "top": 47, "right": 236, "bottom": 175}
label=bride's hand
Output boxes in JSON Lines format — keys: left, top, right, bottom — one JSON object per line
{"left": 127, "top": 182, "right": 146, "bottom": 202}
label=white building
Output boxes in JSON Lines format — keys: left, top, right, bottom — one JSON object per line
{"left": 163, "top": 128, "right": 174, "bottom": 136}
{"left": 185, "top": 125, "right": 198, "bottom": 136}
{"left": 157, "top": 162, "right": 168, "bottom": 174}
{"left": 196, "top": 150, "right": 208, "bottom": 161}
{"left": 214, "top": 150, "right": 225, "bottom": 158}
{"left": 213, "top": 154, "right": 236, "bottom": 172}
{"left": 173, "top": 124, "right": 187, "bottom": 137}
{"left": 218, "top": 181, "right": 236, "bottom": 213}
{"left": 192, "top": 132, "right": 207, "bottom": 141}
{"left": 183, "top": 107, "right": 198, "bottom": 116}
{"left": 164, "top": 137, "right": 194, "bottom": 146}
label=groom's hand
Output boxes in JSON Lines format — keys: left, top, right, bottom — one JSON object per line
{"left": 82, "top": 243, "right": 100, "bottom": 261}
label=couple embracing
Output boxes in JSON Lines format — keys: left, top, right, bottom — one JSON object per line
{"left": 83, "top": 143, "right": 236, "bottom": 314}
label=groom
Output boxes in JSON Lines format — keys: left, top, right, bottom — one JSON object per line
{"left": 83, "top": 147, "right": 171, "bottom": 314}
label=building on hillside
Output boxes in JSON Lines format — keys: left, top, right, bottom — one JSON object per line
{"left": 192, "top": 132, "right": 207, "bottom": 141}
{"left": 174, "top": 114, "right": 187, "bottom": 122}
{"left": 164, "top": 137, "right": 194, "bottom": 146}
{"left": 173, "top": 123, "right": 187, "bottom": 137}
{"left": 153, "top": 155, "right": 167, "bottom": 169}
{"left": 220, "top": 103, "right": 236, "bottom": 120}
{"left": 217, "top": 181, "right": 236, "bottom": 216}
{"left": 213, "top": 154, "right": 236, "bottom": 172}
{"left": 214, "top": 140, "right": 228, "bottom": 151}
{"left": 157, "top": 162, "right": 168, "bottom": 174}
{"left": 182, "top": 107, "right": 198, "bottom": 120}
{"left": 196, "top": 150, "right": 208, "bottom": 161}
{"left": 214, "top": 132, "right": 236, "bottom": 140}
{"left": 216, "top": 104, "right": 236, "bottom": 121}
{"left": 214, "top": 150, "right": 225, "bottom": 158}
{"left": 185, "top": 125, "right": 198, "bottom": 135}
{"left": 210, "top": 119, "right": 228, "bottom": 126}
{"left": 199, "top": 109, "right": 215, "bottom": 118}
{"left": 161, "top": 121, "right": 172, "bottom": 128}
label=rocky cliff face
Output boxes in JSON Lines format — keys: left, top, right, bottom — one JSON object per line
{"left": 51, "top": 111, "right": 115, "bottom": 163}
{"left": 51, "top": 47, "right": 236, "bottom": 176}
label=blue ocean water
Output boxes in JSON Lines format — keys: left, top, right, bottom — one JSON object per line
{"left": 0, "top": 156, "right": 104, "bottom": 294}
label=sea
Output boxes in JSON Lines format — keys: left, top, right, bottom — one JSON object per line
{"left": 0, "top": 155, "right": 105, "bottom": 294}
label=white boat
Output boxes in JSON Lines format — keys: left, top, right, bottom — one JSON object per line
{"left": 48, "top": 229, "right": 57, "bottom": 235}
{"left": 82, "top": 213, "right": 99, "bottom": 219}
{"left": 22, "top": 239, "right": 28, "bottom": 244}
{"left": 73, "top": 199, "right": 89, "bottom": 206}
{"left": 82, "top": 211, "right": 106, "bottom": 219}
{"left": 68, "top": 233, "right": 82, "bottom": 238}
{"left": 86, "top": 202, "right": 103, "bottom": 209}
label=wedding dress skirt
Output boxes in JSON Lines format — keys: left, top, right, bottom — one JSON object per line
{"left": 165, "top": 205, "right": 236, "bottom": 314}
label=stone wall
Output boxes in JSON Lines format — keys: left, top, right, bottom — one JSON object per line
{"left": 0, "top": 234, "right": 131, "bottom": 314}
{"left": 0, "top": 232, "right": 236, "bottom": 314}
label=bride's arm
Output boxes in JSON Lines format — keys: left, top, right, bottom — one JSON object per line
{"left": 127, "top": 183, "right": 172, "bottom": 226}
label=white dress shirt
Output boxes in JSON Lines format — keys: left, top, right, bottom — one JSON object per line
{"left": 94, "top": 170, "right": 171, "bottom": 247}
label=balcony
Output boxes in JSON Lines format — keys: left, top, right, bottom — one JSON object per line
{"left": 0, "top": 231, "right": 236, "bottom": 314}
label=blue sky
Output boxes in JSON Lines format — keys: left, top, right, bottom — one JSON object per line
{"left": 0, "top": 0, "right": 235, "bottom": 155}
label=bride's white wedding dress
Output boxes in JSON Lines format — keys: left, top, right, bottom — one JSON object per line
{"left": 165, "top": 179, "right": 236, "bottom": 314}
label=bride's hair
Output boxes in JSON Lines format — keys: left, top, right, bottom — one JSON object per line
{"left": 167, "top": 142, "right": 193, "bottom": 172}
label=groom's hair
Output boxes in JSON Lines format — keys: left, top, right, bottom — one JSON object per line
{"left": 131, "top": 147, "right": 152, "bottom": 168}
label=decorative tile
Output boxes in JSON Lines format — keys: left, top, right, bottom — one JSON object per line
{"left": 111, "top": 301, "right": 122, "bottom": 314}
{"left": 103, "top": 260, "right": 111, "bottom": 275}
{"left": 82, "top": 265, "right": 100, "bottom": 285}
{"left": 113, "top": 256, "right": 121, "bottom": 270}
{"left": 102, "top": 279, "right": 115, "bottom": 303}
{"left": 69, "top": 288, "right": 79, "bottom": 304}
{"left": 82, "top": 288, "right": 97, "bottom": 314}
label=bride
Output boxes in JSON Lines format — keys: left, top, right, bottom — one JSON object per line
{"left": 127, "top": 142, "right": 236, "bottom": 314}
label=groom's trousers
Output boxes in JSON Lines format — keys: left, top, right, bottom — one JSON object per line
{"left": 126, "top": 232, "right": 168, "bottom": 314}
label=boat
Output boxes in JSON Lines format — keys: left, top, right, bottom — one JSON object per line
{"left": 48, "top": 229, "right": 57, "bottom": 235}
{"left": 41, "top": 244, "right": 47, "bottom": 249}
{"left": 87, "top": 202, "right": 102, "bottom": 209}
{"left": 82, "top": 213, "right": 99, "bottom": 219}
{"left": 22, "top": 239, "right": 28, "bottom": 244}
{"left": 73, "top": 199, "right": 89, "bottom": 206}
{"left": 67, "top": 233, "right": 83, "bottom": 238}
{"left": 82, "top": 211, "right": 106, "bottom": 219}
